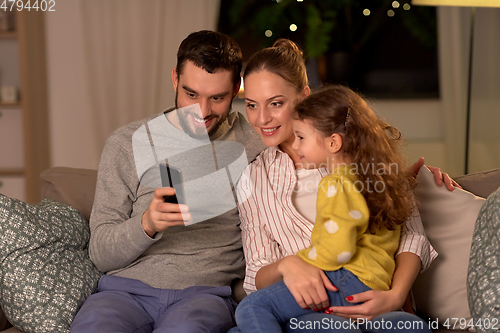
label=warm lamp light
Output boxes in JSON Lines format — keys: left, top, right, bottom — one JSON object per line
{"left": 237, "top": 78, "right": 245, "bottom": 99}
{"left": 413, "top": 0, "right": 500, "bottom": 174}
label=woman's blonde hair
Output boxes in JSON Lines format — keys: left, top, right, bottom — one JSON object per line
{"left": 295, "top": 85, "right": 416, "bottom": 232}
{"left": 243, "top": 39, "right": 308, "bottom": 92}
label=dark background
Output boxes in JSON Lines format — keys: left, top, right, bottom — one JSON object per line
{"left": 218, "top": 0, "right": 439, "bottom": 99}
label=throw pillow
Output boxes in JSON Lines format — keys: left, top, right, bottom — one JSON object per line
{"left": 0, "top": 194, "right": 102, "bottom": 333}
{"left": 467, "top": 188, "right": 500, "bottom": 333}
{"left": 412, "top": 166, "right": 486, "bottom": 330}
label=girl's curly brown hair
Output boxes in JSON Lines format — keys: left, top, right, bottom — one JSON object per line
{"left": 294, "top": 85, "right": 416, "bottom": 232}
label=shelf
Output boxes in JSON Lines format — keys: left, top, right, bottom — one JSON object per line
{"left": 0, "top": 10, "right": 49, "bottom": 204}
{"left": 0, "top": 31, "right": 17, "bottom": 38}
{"left": 0, "top": 168, "right": 25, "bottom": 176}
{"left": 0, "top": 102, "right": 21, "bottom": 108}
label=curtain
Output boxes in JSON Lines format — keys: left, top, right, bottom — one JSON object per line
{"left": 437, "top": 6, "right": 470, "bottom": 177}
{"left": 438, "top": 7, "right": 500, "bottom": 176}
{"left": 80, "top": 0, "right": 221, "bottom": 157}
{"left": 468, "top": 8, "right": 500, "bottom": 174}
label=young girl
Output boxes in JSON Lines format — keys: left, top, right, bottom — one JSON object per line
{"left": 234, "top": 85, "right": 416, "bottom": 333}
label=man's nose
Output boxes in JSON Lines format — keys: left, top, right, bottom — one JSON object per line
{"left": 199, "top": 99, "right": 211, "bottom": 118}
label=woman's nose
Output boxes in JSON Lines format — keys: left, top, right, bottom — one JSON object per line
{"left": 258, "top": 107, "right": 272, "bottom": 125}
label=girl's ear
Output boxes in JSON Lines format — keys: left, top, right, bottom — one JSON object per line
{"left": 328, "top": 133, "right": 343, "bottom": 153}
{"left": 302, "top": 86, "right": 311, "bottom": 98}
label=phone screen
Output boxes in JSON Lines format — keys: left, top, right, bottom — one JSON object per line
{"left": 159, "top": 163, "right": 185, "bottom": 204}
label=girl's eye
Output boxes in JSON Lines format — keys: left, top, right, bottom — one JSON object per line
{"left": 246, "top": 103, "right": 256, "bottom": 109}
{"left": 270, "top": 101, "right": 282, "bottom": 107}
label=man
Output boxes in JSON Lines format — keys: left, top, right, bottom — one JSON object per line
{"left": 70, "top": 30, "right": 265, "bottom": 333}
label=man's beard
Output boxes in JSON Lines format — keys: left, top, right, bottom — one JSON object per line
{"left": 175, "top": 90, "right": 231, "bottom": 140}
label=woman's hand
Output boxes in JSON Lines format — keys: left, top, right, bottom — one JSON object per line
{"left": 278, "top": 255, "right": 337, "bottom": 312}
{"left": 326, "top": 251, "right": 421, "bottom": 320}
{"left": 325, "top": 289, "right": 402, "bottom": 321}
{"left": 406, "top": 157, "right": 461, "bottom": 191}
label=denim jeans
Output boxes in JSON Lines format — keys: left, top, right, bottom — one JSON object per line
{"left": 233, "top": 268, "right": 370, "bottom": 333}
{"left": 231, "top": 268, "right": 431, "bottom": 333}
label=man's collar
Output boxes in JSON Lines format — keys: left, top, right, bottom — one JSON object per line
{"left": 209, "top": 111, "right": 235, "bottom": 140}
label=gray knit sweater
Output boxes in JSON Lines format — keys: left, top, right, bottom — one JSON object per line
{"left": 88, "top": 110, "right": 265, "bottom": 289}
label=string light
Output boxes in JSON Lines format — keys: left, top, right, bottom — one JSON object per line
{"left": 392, "top": 1, "right": 400, "bottom": 8}
{"left": 363, "top": 9, "right": 371, "bottom": 16}
{"left": 265, "top": 30, "right": 273, "bottom": 37}
{"left": 387, "top": 9, "right": 395, "bottom": 17}
{"left": 403, "top": 3, "right": 411, "bottom": 10}
{"left": 289, "top": 24, "right": 298, "bottom": 32}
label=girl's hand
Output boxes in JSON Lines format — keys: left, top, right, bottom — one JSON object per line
{"left": 278, "top": 255, "right": 337, "bottom": 311}
{"left": 406, "top": 157, "right": 461, "bottom": 191}
{"left": 325, "top": 289, "right": 402, "bottom": 321}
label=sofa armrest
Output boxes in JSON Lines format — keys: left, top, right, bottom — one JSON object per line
{"left": 40, "top": 167, "right": 98, "bottom": 222}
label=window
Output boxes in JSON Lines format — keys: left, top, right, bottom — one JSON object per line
{"left": 218, "top": 0, "right": 439, "bottom": 99}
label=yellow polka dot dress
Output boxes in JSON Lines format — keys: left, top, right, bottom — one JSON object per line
{"left": 296, "top": 165, "right": 401, "bottom": 291}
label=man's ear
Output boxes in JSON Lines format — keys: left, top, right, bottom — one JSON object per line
{"left": 232, "top": 79, "right": 241, "bottom": 100}
{"left": 328, "top": 133, "right": 343, "bottom": 154}
{"left": 171, "top": 68, "right": 179, "bottom": 92}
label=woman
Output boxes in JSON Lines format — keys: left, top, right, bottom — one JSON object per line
{"left": 232, "top": 39, "right": 457, "bottom": 332}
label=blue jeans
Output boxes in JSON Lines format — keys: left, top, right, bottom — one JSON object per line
{"left": 70, "top": 275, "right": 237, "bottom": 333}
{"left": 234, "top": 269, "right": 370, "bottom": 332}
{"left": 231, "top": 269, "right": 431, "bottom": 333}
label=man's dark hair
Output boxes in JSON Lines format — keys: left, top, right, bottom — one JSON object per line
{"left": 176, "top": 30, "right": 242, "bottom": 87}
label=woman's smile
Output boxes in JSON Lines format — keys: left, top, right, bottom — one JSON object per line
{"left": 260, "top": 126, "right": 281, "bottom": 136}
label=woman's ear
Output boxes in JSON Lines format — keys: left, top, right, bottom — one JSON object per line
{"left": 328, "top": 133, "right": 343, "bottom": 153}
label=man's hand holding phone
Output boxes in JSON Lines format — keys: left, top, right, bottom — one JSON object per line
{"left": 141, "top": 187, "right": 192, "bottom": 238}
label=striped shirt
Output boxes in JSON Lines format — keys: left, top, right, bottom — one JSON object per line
{"left": 237, "top": 147, "right": 438, "bottom": 294}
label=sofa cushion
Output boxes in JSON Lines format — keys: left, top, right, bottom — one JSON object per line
{"left": 412, "top": 166, "right": 486, "bottom": 330}
{"left": 40, "top": 167, "right": 98, "bottom": 222}
{"left": 454, "top": 168, "right": 500, "bottom": 199}
{"left": 467, "top": 188, "right": 500, "bottom": 331}
{"left": 0, "top": 194, "right": 102, "bottom": 333}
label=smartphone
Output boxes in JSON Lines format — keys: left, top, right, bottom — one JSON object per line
{"left": 159, "top": 163, "right": 185, "bottom": 204}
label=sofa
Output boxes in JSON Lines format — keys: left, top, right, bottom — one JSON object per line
{"left": 0, "top": 166, "right": 499, "bottom": 333}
